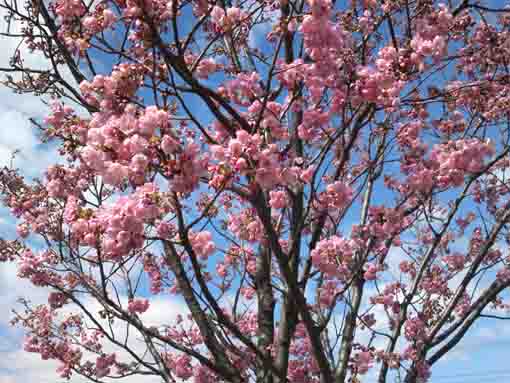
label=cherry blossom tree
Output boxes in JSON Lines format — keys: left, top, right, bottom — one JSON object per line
{"left": 1, "top": 0, "right": 510, "bottom": 382}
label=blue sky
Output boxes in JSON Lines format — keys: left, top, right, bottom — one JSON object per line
{"left": 1, "top": 1, "right": 510, "bottom": 382}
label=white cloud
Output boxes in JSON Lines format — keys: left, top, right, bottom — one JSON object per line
{"left": 0, "top": 261, "right": 56, "bottom": 382}
{"left": 0, "top": 265, "right": 190, "bottom": 383}
{"left": 0, "top": 8, "right": 79, "bottom": 382}
{"left": 0, "top": 262, "right": 51, "bottom": 325}
{"left": 0, "top": 107, "right": 61, "bottom": 173}
{"left": 0, "top": 4, "right": 83, "bottom": 176}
